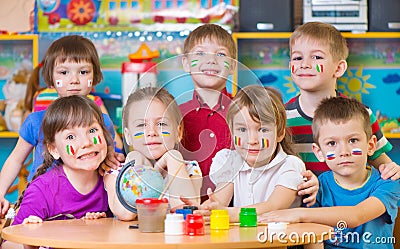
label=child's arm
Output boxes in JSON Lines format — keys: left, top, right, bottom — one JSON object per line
{"left": 99, "top": 103, "right": 124, "bottom": 150}
{"left": 369, "top": 153, "right": 400, "bottom": 180}
{"left": 259, "top": 197, "right": 386, "bottom": 228}
{"left": 154, "top": 150, "right": 200, "bottom": 207}
{"left": 0, "top": 138, "right": 33, "bottom": 217}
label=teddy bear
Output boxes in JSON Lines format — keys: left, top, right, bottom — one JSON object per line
{"left": 2, "top": 61, "right": 32, "bottom": 131}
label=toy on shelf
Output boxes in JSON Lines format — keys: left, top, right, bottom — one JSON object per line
{"left": 121, "top": 43, "right": 159, "bottom": 105}
{"left": 2, "top": 60, "right": 32, "bottom": 131}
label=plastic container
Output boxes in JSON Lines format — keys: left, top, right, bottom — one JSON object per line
{"left": 185, "top": 214, "right": 205, "bottom": 236}
{"left": 175, "top": 208, "right": 192, "bottom": 220}
{"left": 164, "top": 213, "right": 185, "bottom": 235}
{"left": 267, "top": 222, "right": 288, "bottom": 239}
{"left": 136, "top": 198, "right": 169, "bottom": 233}
{"left": 210, "top": 210, "right": 230, "bottom": 230}
{"left": 239, "top": 208, "right": 257, "bottom": 227}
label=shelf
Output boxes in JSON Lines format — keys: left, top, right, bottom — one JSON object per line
{"left": 0, "top": 131, "right": 18, "bottom": 138}
{"left": 385, "top": 133, "right": 400, "bottom": 139}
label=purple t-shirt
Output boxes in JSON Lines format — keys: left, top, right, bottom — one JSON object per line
{"left": 13, "top": 166, "right": 111, "bottom": 225}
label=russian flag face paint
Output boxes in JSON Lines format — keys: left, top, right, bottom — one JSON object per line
{"left": 93, "top": 135, "right": 102, "bottom": 144}
{"left": 352, "top": 148, "right": 362, "bottom": 156}
{"left": 66, "top": 145, "right": 75, "bottom": 155}
{"left": 133, "top": 132, "right": 144, "bottom": 139}
{"left": 316, "top": 64, "right": 323, "bottom": 73}
{"left": 88, "top": 80, "right": 92, "bottom": 87}
{"left": 234, "top": 136, "right": 241, "bottom": 146}
{"left": 55, "top": 80, "right": 63, "bottom": 88}
{"left": 261, "top": 138, "right": 269, "bottom": 148}
{"left": 326, "top": 151, "right": 336, "bottom": 161}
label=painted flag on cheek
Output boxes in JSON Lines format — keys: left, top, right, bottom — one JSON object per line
{"left": 326, "top": 151, "right": 336, "bottom": 160}
{"left": 66, "top": 145, "right": 75, "bottom": 155}
{"left": 261, "top": 138, "right": 269, "bottom": 148}
{"left": 316, "top": 64, "right": 323, "bottom": 73}
{"left": 234, "top": 136, "right": 241, "bottom": 146}
{"left": 352, "top": 148, "right": 362, "bottom": 156}
{"left": 93, "top": 135, "right": 102, "bottom": 144}
{"left": 134, "top": 132, "right": 144, "bottom": 139}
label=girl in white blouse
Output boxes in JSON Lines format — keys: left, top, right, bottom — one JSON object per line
{"left": 201, "top": 85, "right": 308, "bottom": 222}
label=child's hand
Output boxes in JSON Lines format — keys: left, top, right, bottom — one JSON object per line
{"left": 258, "top": 208, "right": 301, "bottom": 223}
{"left": 0, "top": 197, "right": 10, "bottom": 218}
{"left": 154, "top": 150, "right": 183, "bottom": 175}
{"left": 170, "top": 196, "right": 200, "bottom": 213}
{"left": 297, "top": 170, "right": 319, "bottom": 207}
{"left": 100, "top": 152, "right": 125, "bottom": 175}
{"left": 379, "top": 162, "right": 400, "bottom": 180}
{"left": 22, "top": 215, "right": 43, "bottom": 224}
{"left": 82, "top": 212, "right": 107, "bottom": 220}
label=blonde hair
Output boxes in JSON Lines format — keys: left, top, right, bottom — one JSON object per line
{"left": 312, "top": 97, "right": 371, "bottom": 145}
{"left": 227, "top": 85, "right": 295, "bottom": 155}
{"left": 290, "top": 22, "right": 349, "bottom": 61}
{"left": 183, "top": 24, "right": 237, "bottom": 59}
{"left": 123, "top": 87, "right": 183, "bottom": 139}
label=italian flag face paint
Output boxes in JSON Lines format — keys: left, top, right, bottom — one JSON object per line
{"left": 234, "top": 136, "right": 241, "bottom": 146}
{"left": 316, "top": 64, "right": 323, "bottom": 73}
{"left": 93, "top": 135, "right": 102, "bottom": 144}
{"left": 66, "top": 145, "right": 75, "bottom": 155}
{"left": 191, "top": 60, "right": 198, "bottom": 67}
{"left": 55, "top": 80, "right": 63, "bottom": 88}
{"left": 326, "top": 151, "right": 336, "bottom": 161}
{"left": 133, "top": 132, "right": 144, "bottom": 139}
{"left": 352, "top": 148, "right": 362, "bottom": 156}
{"left": 224, "top": 61, "right": 230, "bottom": 69}
{"left": 291, "top": 65, "right": 295, "bottom": 74}
{"left": 161, "top": 131, "right": 170, "bottom": 137}
{"left": 261, "top": 138, "right": 269, "bottom": 148}
{"left": 88, "top": 80, "right": 92, "bottom": 87}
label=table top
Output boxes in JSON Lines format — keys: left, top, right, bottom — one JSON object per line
{"left": 2, "top": 218, "right": 333, "bottom": 249}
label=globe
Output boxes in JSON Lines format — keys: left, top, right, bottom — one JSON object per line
{"left": 116, "top": 161, "right": 164, "bottom": 213}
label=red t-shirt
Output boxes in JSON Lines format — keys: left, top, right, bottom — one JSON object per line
{"left": 179, "top": 88, "right": 233, "bottom": 202}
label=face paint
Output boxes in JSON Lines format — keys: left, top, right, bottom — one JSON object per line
{"left": 66, "top": 145, "right": 75, "bottom": 155}
{"left": 326, "top": 151, "right": 336, "bottom": 161}
{"left": 234, "top": 136, "right": 241, "bottom": 146}
{"left": 261, "top": 138, "right": 269, "bottom": 148}
{"left": 316, "top": 64, "right": 323, "bottom": 73}
{"left": 161, "top": 131, "right": 170, "bottom": 137}
{"left": 352, "top": 148, "right": 362, "bottom": 156}
{"left": 133, "top": 132, "right": 144, "bottom": 139}
{"left": 93, "top": 135, "right": 102, "bottom": 144}
{"left": 291, "top": 65, "right": 295, "bottom": 74}
{"left": 55, "top": 80, "right": 63, "bottom": 88}
{"left": 191, "top": 59, "right": 198, "bottom": 67}
{"left": 223, "top": 61, "right": 230, "bottom": 69}
{"left": 88, "top": 79, "right": 92, "bottom": 87}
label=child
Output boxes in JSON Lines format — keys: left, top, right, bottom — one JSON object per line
{"left": 0, "top": 35, "right": 122, "bottom": 218}
{"left": 179, "top": 23, "right": 237, "bottom": 202}
{"left": 104, "top": 87, "right": 201, "bottom": 221}
{"left": 285, "top": 21, "right": 400, "bottom": 180}
{"left": 191, "top": 85, "right": 306, "bottom": 222}
{"left": 260, "top": 97, "right": 400, "bottom": 249}
{"left": 2, "top": 95, "right": 113, "bottom": 249}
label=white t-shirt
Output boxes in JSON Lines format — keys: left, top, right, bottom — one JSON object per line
{"left": 209, "top": 145, "right": 305, "bottom": 207}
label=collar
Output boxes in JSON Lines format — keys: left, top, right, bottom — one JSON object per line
{"left": 192, "top": 88, "right": 231, "bottom": 112}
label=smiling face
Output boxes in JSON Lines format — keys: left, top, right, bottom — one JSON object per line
{"left": 232, "top": 107, "right": 283, "bottom": 167}
{"left": 290, "top": 38, "right": 347, "bottom": 93}
{"left": 49, "top": 120, "right": 107, "bottom": 172}
{"left": 124, "top": 99, "right": 180, "bottom": 160}
{"left": 312, "top": 118, "right": 376, "bottom": 180}
{"left": 182, "top": 37, "right": 235, "bottom": 91}
{"left": 52, "top": 59, "right": 94, "bottom": 97}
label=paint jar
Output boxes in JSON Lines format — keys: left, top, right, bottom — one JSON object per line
{"left": 164, "top": 213, "right": 185, "bottom": 235}
{"left": 267, "top": 222, "right": 287, "bottom": 240}
{"left": 210, "top": 210, "right": 230, "bottom": 230}
{"left": 175, "top": 209, "right": 192, "bottom": 220}
{"left": 136, "top": 198, "right": 168, "bottom": 233}
{"left": 183, "top": 205, "right": 198, "bottom": 212}
{"left": 185, "top": 214, "right": 205, "bottom": 236}
{"left": 239, "top": 208, "right": 257, "bottom": 227}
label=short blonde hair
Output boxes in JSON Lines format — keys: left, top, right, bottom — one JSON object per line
{"left": 290, "top": 22, "right": 349, "bottom": 61}
{"left": 183, "top": 24, "right": 237, "bottom": 59}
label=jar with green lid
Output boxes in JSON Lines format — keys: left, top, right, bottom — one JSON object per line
{"left": 239, "top": 208, "right": 257, "bottom": 227}
{"left": 210, "top": 210, "right": 230, "bottom": 230}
